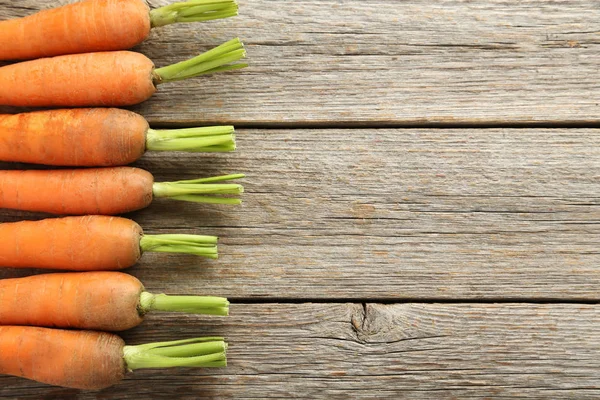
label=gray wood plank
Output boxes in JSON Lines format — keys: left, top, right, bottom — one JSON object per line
{"left": 1, "top": 1, "right": 600, "bottom": 125}
{"left": 2, "top": 128, "right": 600, "bottom": 300}
{"left": 1, "top": 303, "right": 600, "bottom": 398}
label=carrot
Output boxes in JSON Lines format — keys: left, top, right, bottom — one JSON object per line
{"left": 0, "top": 326, "right": 227, "bottom": 389}
{"left": 0, "top": 38, "right": 247, "bottom": 107}
{"left": 0, "top": 167, "right": 244, "bottom": 215}
{"left": 0, "top": 271, "right": 229, "bottom": 331}
{"left": 0, "top": 0, "right": 238, "bottom": 60}
{"left": 0, "top": 108, "right": 236, "bottom": 166}
{"left": 0, "top": 216, "right": 219, "bottom": 271}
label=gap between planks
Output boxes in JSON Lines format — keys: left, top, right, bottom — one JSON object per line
{"left": 146, "top": 121, "right": 600, "bottom": 130}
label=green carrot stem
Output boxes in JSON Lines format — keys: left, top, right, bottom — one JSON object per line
{"left": 146, "top": 126, "right": 236, "bottom": 152}
{"left": 153, "top": 38, "right": 247, "bottom": 84}
{"left": 139, "top": 292, "right": 229, "bottom": 316}
{"left": 150, "top": 0, "right": 238, "bottom": 28}
{"left": 140, "top": 234, "right": 218, "bottom": 258}
{"left": 152, "top": 174, "right": 244, "bottom": 205}
{"left": 123, "top": 337, "right": 227, "bottom": 370}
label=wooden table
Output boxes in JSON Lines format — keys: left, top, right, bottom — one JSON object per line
{"left": 2, "top": 1, "right": 600, "bottom": 398}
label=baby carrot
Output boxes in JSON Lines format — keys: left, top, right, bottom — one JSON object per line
{"left": 0, "top": 108, "right": 235, "bottom": 166}
{"left": 0, "top": 216, "right": 219, "bottom": 271}
{"left": 0, "top": 0, "right": 238, "bottom": 60}
{"left": 0, "top": 167, "right": 244, "bottom": 215}
{"left": 0, "top": 38, "right": 247, "bottom": 107}
{"left": 0, "top": 326, "right": 227, "bottom": 389}
{"left": 0, "top": 272, "right": 229, "bottom": 331}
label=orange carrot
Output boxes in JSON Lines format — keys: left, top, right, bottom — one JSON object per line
{"left": 0, "top": 108, "right": 236, "bottom": 166}
{"left": 0, "top": 0, "right": 238, "bottom": 60}
{"left": 0, "top": 38, "right": 246, "bottom": 107}
{"left": 0, "top": 216, "right": 219, "bottom": 271}
{"left": 0, "top": 272, "right": 229, "bottom": 331}
{"left": 0, "top": 167, "right": 243, "bottom": 215}
{"left": 0, "top": 326, "right": 227, "bottom": 389}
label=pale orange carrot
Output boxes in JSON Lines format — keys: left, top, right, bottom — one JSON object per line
{"left": 0, "top": 38, "right": 246, "bottom": 107}
{"left": 0, "top": 326, "right": 227, "bottom": 389}
{"left": 0, "top": 167, "right": 244, "bottom": 215}
{"left": 0, "top": 272, "right": 229, "bottom": 331}
{"left": 0, "top": 108, "right": 235, "bottom": 166}
{"left": 0, "top": 0, "right": 238, "bottom": 60}
{"left": 0, "top": 216, "right": 219, "bottom": 271}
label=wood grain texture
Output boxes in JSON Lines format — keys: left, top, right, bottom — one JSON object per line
{"left": 2, "top": 128, "right": 600, "bottom": 300}
{"left": 1, "top": 1, "right": 600, "bottom": 125}
{"left": 1, "top": 1, "right": 599, "bottom": 396}
{"left": 2, "top": 303, "right": 600, "bottom": 398}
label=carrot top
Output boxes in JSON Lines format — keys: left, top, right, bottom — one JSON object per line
{"left": 124, "top": 337, "right": 227, "bottom": 369}
{"left": 140, "top": 234, "right": 219, "bottom": 258}
{"left": 150, "top": 0, "right": 238, "bottom": 28}
{"left": 153, "top": 38, "right": 247, "bottom": 84}
{"left": 153, "top": 173, "right": 245, "bottom": 205}
{"left": 139, "top": 292, "right": 230, "bottom": 316}
{"left": 147, "top": 125, "right": 236, "bottom": 152}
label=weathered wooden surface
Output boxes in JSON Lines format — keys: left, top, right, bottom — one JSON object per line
{"left": 2, "top": 1, "right": 600, "bottom": 125}
{"left": 2, "top": 1, "right": 600, "bottom": 398}
{"left": 2, "top": 303, "right": 600, "bottom": 399}
{"left": 3, "top": 128, "right": 600, "bottom": 300}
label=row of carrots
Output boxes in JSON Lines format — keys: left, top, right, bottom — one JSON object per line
{"left": 0, "top": 0, "right": 246, "bottom": 390}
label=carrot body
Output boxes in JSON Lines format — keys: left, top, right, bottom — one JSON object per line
{"left": 0, "top": 216, "right": 142, "bottom": 271}
{"left": 0, "top": 326, "right": 125, "bottom": 390}
{"left": 0, "top": 167, "right": 153, "bottom": 215}
{"left": 0, "top": 51, "right": 156, "bottom": 107}
{"left": 0, "top": 108, "right": 147, "bottom": 166}
{"left": 0, "top": 272, "right": 143, "bottom": 331}
{"left": 0, "top": 0, "right": 150, "bottom": 60}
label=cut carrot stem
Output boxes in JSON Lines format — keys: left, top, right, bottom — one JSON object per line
{"left": 139, "top": 292, "right": 230, "bottom": 316}
{"left": 124, "top": 337, "right": 227, "bottom": 369}
{"left": 150, "top": 0, "right": 238, "bottom": 27}
{"left": 154, "top": 38, "right": 247, "bottom": 84}
{"left": 153, "top": 173, "right": 245, "bottom": 205}
{"left": 140, "top": 234, "right": 218, "bottom": 258}
{"left": 146, "top": 125, "right": 236, "bottom": 152}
